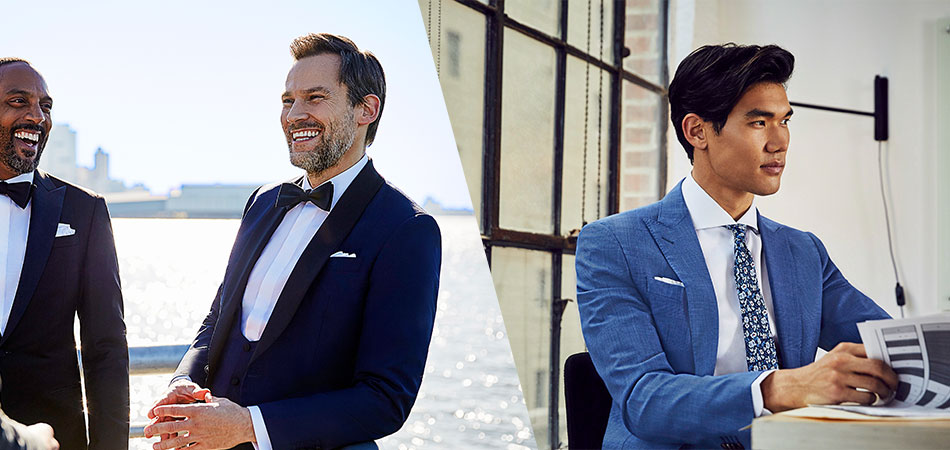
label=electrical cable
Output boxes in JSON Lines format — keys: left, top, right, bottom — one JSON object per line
{"left": 580, "top": 0, "right": 592, "bottom": 226}
{"left": 878, "top": 140, "right": 905, "bottom": 317}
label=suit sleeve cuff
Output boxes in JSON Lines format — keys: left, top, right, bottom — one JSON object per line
{"left": 752, "top": 370, "right": 777, "bottom": 417}
{"left": 248, "top": 405, "right": 272, "bottom": 450}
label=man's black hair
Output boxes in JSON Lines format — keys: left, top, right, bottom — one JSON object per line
{"left": 668, "top": 44, "right": 794, "bottom": 163}
{"left": 0, "top": 58, "right": 30, "bottom": 69}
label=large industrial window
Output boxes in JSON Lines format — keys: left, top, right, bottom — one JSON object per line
{"left": 421, "top": 1, "right": 669, "bottom": 447}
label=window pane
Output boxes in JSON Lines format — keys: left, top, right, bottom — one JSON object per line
{"left": 566, "top": 0, "right": 615, "bottom": 58}
{"left": 622, "top": 0, "right": 663, "bottom": 85}
{"left": 504, "top": 0, "right": 560, "bottom": 38}
{"left": 562, "top": 57, "right": 612, "bottom": 233}
{"left": 499, "top": 30, "right": 556, "bottom": 233}
{"left": 620, "top": 81, "right": 663, "bottom": 211}
{"left": 422, "top": 0, "right": 487, "bottom": 231}
{"left": 491, "top": 247, "right": 553, "bottom": 449}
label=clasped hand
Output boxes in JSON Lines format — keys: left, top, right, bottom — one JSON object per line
{"left": 145, "top": 380, "right": 255, "bottom": 450}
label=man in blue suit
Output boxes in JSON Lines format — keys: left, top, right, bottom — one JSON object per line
{"left": 144, "top": 33, "right": 441, "bottom": 449}
{"left": 576, "top": 44, "right": 898, "bottom": 449}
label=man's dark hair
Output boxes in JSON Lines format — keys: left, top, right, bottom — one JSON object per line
{"left": 290, "top": 33, "right": 386, "bottom": 146}
{"left": 668, "top": 44, "right": 794, "bottom": 163}
{"left": 0, "top": 57, "right": 30, "bottom": 69}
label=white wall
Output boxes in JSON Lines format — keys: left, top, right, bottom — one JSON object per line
{"left": 666, "top": 0, "right": 950, "bottom": 317}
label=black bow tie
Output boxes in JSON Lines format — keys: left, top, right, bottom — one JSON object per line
{"left": 276, "top": 181, "right": 333, "bottom": 211}
{"left": 0, "top": 180, "right": 32, "bottom": 209}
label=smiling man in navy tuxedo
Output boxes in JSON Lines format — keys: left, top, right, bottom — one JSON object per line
{"left": 145, "top": 34, "right": 442, "bottom": 449}
{"left": 575, "top": 44, "right": 899, "bottom": 449}
{"left": 0, "top": 58, "right": 129, "bottom": 449}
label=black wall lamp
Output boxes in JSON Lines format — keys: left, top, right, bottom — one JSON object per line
{"left": 790, "top": 75, "right": 888, "bottom": 141}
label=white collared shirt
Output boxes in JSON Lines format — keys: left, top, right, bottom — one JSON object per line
{"left": 681, "top": 173, "right": 777, "bottom": 416}
{"left": 243, "top": 154, "right": 367, "bottom": 450}
{"left": 0, "top": 171, "right": 33, "bottom": 335}
{"left": 240, "top": 154, "right": 367, "bottom": 342}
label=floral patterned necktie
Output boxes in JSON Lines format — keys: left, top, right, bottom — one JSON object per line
{"left": 726, "top": 224, "right": 779, "bottom": 371}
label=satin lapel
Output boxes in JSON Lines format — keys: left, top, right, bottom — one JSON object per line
{"left": 643, "top": 183, "right": 719, "bottom": 375}
{"left": 251, "top": 161, "right": 384, "bottom": 362}
{"left": 759, "top": 216, "right": 802, "bottom": 368}
{"left": 1, "top": 172, "right": 64, "bottom": 344}
{"left": 208, "top": 186, "right": 290, "bottom": 369}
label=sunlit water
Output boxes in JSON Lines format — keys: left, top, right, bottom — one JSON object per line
{"left": 114, "top": 216, "right": 536, "bottom": 450}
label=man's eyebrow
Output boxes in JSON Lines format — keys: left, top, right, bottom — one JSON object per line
{"left": 4, "top": 89, "right": 33, "bottom": 97}
{"left": 744, "top": 108, "right": 794, "bottom": 119}
{"left": 744, "top": 108, "right": 775, "bottom": 118}
{"left": 282, "top": 87, "right": 332, "bottom": 97}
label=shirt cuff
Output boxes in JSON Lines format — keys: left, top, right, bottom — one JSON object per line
{"left": 752, "top": 370, "right": 777, "bottom": 417}
{"left": 169, "top": 375, "right": 192, "bottom": 386}
{"left": 248, "top": 405, "right": 272, "bottom": 450}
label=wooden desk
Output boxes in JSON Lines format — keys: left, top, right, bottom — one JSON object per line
{"left": 751, "top": 407, "right": 950, "bottom": 449}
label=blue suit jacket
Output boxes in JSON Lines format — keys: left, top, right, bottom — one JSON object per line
{"left": 575, "top": 181, "right": 888, "bottom": 449}
{"left": 176, "top": 160, "right": 441, "bottom": 449}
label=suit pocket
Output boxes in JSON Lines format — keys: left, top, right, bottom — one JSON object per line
{"left": 646, "top": 276, "right": 685, "bottom": 300}
{"left": 324, "top": 257, "right": 361, "bottom": 272}
{"left": 52, "top": 234, "right": 79, "bottom": 248}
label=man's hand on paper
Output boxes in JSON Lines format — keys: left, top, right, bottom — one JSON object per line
{"left": 761, "top": 342, "right": 899, "bottom": 413}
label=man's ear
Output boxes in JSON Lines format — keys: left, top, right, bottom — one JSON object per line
{"left": 356, "top": 94, "right": 381, "bottom": 126}
{"left": 682, "top": 113, "right": 707, "bottom": 152}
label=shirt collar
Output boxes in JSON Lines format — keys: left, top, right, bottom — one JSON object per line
{"left": 681, "top": 172, "right": 759, "bottom": 233}
{"left": 1, "top": 171, "right": 34, "bottom": 184}
{"left": 301, "top": 153, "right": 368, "bottom": 211}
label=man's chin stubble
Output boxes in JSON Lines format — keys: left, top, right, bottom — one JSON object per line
{"left": 1, "top": 144, "right": 41, "bottom": 175}
{"left": 289, "top": 147, "right": 345, "bottom": 178}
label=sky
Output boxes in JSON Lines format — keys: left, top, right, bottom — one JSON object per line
{"left": 0, "top": 0, "right": 473, "bottom": 209}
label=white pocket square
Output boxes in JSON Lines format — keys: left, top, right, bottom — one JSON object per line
{"left": 55, "top": 223, "right": 75, "bottom": 237}
{"left": 330, "top": 251, "right": 356, "bottom": 258}
{"left": 653, "top": 276, "right": 684, "bottom": 287}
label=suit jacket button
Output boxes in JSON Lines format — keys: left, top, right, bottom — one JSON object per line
{"left": 204, "top": 365, "right": 210, "bottom": 374}
{"left": 231, "top": 377, "right": 240, "bottom": 386}
{"left": 243, "top": 342, "right": 251, "bottom": 352}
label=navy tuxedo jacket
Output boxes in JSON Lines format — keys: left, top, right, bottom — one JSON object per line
{"left": 176, "top": 160, "right": 441, "bottom": 449}
{"left": 575, "top": 181, "right": 889, "bottom": 449}
{"left": 0, "top": 170, "right": 129, "bottom": 450}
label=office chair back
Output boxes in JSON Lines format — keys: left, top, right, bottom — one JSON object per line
{"left": 564, "top": 352, "right": 613, "bottom": 449}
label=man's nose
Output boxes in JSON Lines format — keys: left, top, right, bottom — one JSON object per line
{"left": 23, "top": 101, "right": 47, "bottom": 125}
{"left": 765, "top": 127, "right": 788, "bottom": 153}
{"left": 285, "top": 99, "right": 309, "bottom": 124}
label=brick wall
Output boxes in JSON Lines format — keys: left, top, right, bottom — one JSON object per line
{"left": 620, "top": 0, "right": 663, "bottom": 212}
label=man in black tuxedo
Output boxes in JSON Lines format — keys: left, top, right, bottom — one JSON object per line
{"left": 146, "top": 33, "right": 442, "bottom": 449}
{"left": 0, "top": 59, "right": 129, "bottom": 449}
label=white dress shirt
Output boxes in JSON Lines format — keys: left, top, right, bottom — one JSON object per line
{"left": 243, "top": 154, "right": 367, "bottom": 450}
{"left": 681, "top": 173, "right": 777, "bottom": 416}
{"left": 0, "top": 171, "right": 33, "bottom": 335}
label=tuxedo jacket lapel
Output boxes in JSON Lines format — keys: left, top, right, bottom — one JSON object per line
{"left": 208, "top": 188, "right": 288, "bottom": 371}
{"left": 1, "top": 171, "right": 64, "bottom": 344}
{"left": 759, "top": 216, "right": 803, "bottom": 368}
{"left": 643, "top": 183, "right": 719, "bottom": 375}
{"left": 252, "top": 161, "right": 384, "bottom": 362}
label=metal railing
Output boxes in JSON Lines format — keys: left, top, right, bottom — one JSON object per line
{"left": 120, "top": 345, "right": 189, "bottom": 438}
